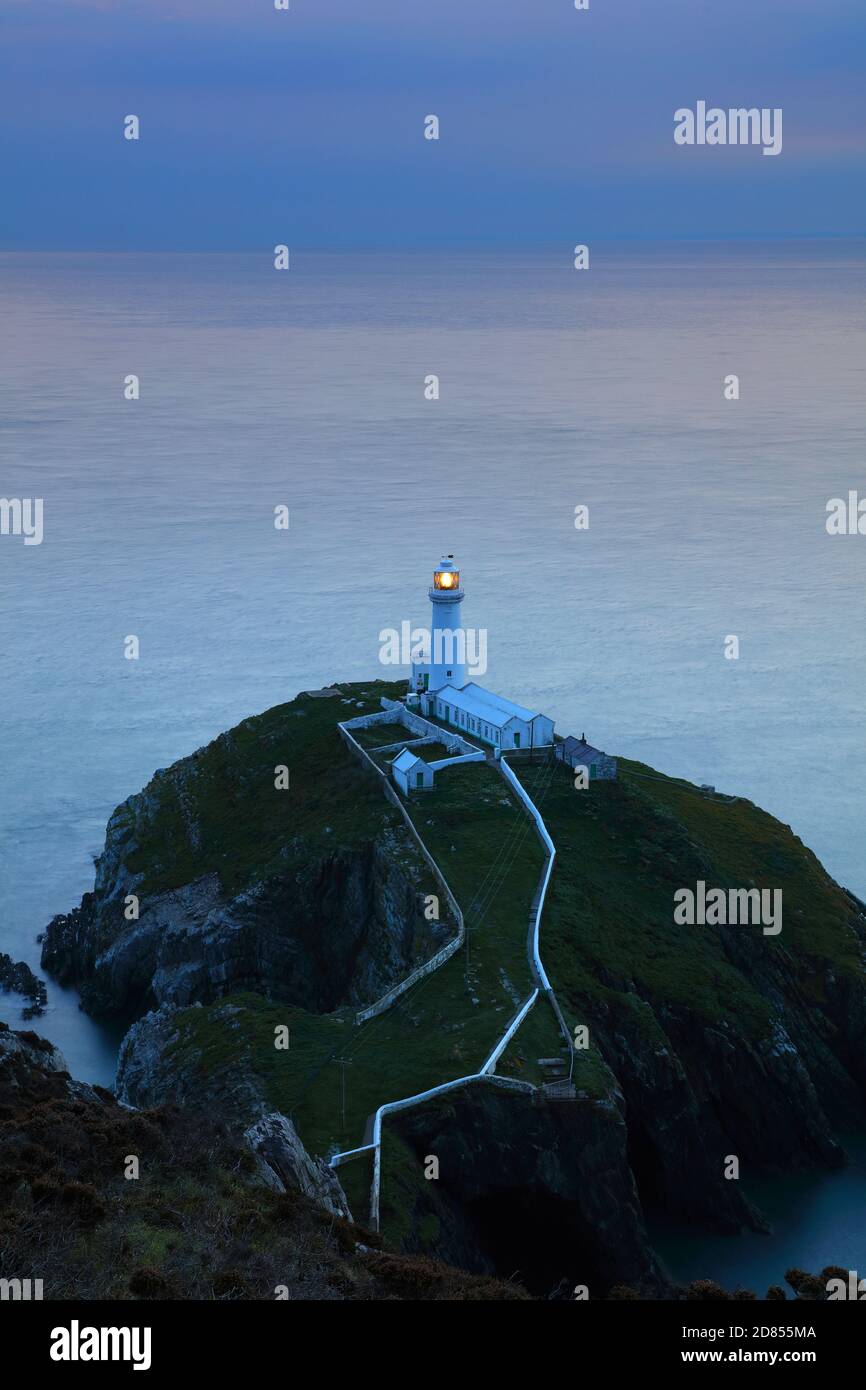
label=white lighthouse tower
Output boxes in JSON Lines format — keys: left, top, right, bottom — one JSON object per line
{"left": 410, "top": 554, "right": 467, "bottom": 694}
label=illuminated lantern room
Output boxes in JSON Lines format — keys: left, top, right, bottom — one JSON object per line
{"left": 432, "top": 556, "right": 461, "bottom": 593}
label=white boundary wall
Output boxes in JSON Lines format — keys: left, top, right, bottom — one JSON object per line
{"left": 364, "top": 988, "right": 538, "bottom": 1229}
{"left": 499, "top": 756, "right": 554, "bottom": 992}
{"left": 499, "top": 756, "right": 577, "bottom": 1063}
{"left": 378, "top": 698, "right": 479, "bottom": 755}
{"left": 428, "top": 751, "right": 485, "bottom": 771}
{"left": 327, "top": 727, "right": 568, "bottom": 1231}
{"left": 338, "top": 722, "right": 466, "bottom": 1024}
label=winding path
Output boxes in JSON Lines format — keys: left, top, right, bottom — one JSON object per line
{"left": 328, "top": 730, "right": 571, "bottom": 1231}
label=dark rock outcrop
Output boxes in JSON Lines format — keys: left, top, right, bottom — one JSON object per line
{"left": 41, "top": 691, "right": 456, "bottom": 1024}
{"left": 115, "top": 1003, "right": 271, "bottom": 1121}
{"left": 244, "top": 1112, "right": 351, "bottom": 1220}
{"left": 580, "top": 996, "right": 841, "bottom": 1235}
{"left": 43, "top": 837, "right": 451, "bottom": 1022}
{"left": 0, "top": 1022, "right": 525, "bottom": 1301}
{"left": 0, "top": 1022, "right": 69, "bottom": 1086}
{"left": 386, "top": 1081, "right": 668, "bottom": 1297}
{"left": 0, "top": 954, "right": 47, "bottom": 1018}
{"left": 33, "top": 688, "right": 866, "bottom": 1297}
{"left": 526, "top": 766, "right": 866, "bottom": 1242}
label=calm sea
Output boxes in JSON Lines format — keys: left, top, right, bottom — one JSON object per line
{"left": 1, "top": 244, "right": 864, "bottom": 1287}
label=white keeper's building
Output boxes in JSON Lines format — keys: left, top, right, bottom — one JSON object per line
{"left": 427, "top": 683, "right": 554, "bottom": 753}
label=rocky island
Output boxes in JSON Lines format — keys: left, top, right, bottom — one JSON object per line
{"left": 30, "top": 679, "right": 866, "bottom": 1298}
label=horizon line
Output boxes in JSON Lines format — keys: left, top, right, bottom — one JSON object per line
{"left": 1, "top": 233, "right": 864, "bottom": 256}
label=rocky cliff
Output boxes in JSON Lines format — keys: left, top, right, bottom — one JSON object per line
{"left": 42, "top": 686, "right": 454, "bottom": 1019}
{"left": 381, "top": 1082, "right": 669, "bottom": 1297}
{"left": 0, "top": 1021, "right": 525, "bottom": 1301}
{"left": 510, "top": 759, "right": 866, "bottom": 1247}
{"left": 35, "top": 684, "right": 866, "bottom": 1297}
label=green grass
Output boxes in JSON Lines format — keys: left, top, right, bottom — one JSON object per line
{"left": 369, "top": 740, "right": 452, "bottom": 770}
{"left": 495, "top": 992, "right": 566, "bottom": 1086}
{"left": 161, "top": 760, "right": 546, "bottom": 1171}
{"left": 378, "top": 1127, "right": 428, "bottom": 1244}
{"left": 514, "top": 757, "right": 863, "bottom": 1044}
{"left": 121, "top": 681, "right": 410, "bottom": 897}
{"left": 410, "top": 742, "right": 452, "bottom": 763}
{"left": 350, "top": 722, "right": 415, "bottom": 750}
{"left": 333, "top": 1151, "right": 374, "bottom": 1227}
{"left": 126, "top": 691, "right": 865, "bottom": 1250}
{"left": 619, "top": 760, "right": 862, "bottom": 976}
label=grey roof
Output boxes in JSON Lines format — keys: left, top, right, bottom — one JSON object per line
{"left": 559, "top": 737, "right": 611, "bottom": 763}
{"left": 392, "top": 748, "right": 422, "bottom": 772}
{"left": 434, "top": 682, "right": 544, "bottom": 729}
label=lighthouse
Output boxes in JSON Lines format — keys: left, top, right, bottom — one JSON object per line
{"left": 402, "top": 554, "right": 557, "bottom": 758}
{"left": 411, "top": 554, "right": 467, "bottom": 693}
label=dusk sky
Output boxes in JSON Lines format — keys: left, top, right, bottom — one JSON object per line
{"left": 1, "top": 0, "right": 864, "bottom": 248}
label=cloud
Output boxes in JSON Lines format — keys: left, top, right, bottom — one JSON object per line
{"left": 1, "top": 0, "right": 863, "bottom": 246}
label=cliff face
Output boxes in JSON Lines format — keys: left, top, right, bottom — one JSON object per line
{"left": 35, "top": 685, "right": 866, "bottom": 1297}
{"left": 573, "top": 994, "right": 840, "bottom": 1238}
{"left": 43, "top": 837, "right": 447, "bottom": 1021}
{"left": 510, "top": 760, "right": 866, "bottom": 1242}
{"left": 41, "top": 687, "right": 454, "bottom": 1020}
{"left": 115, "top": 1000, "right": 281, "bottom": 1118}
{"left": 382, "top": 1083, "right": 668, "bottom": 1297}
{"left": 0, "top": 1022, "right": 526, "bottom": 1302}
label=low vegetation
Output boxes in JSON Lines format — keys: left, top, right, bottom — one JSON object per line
{"left": 123, "top": 682, "right": 410, "bottom": 898}
{"left": 161, "top": 757, "right": 546, "bottom": 1186}
{"left": 0, "top": 1024, "right": 527, "bottom": 1301}
{"left": 515, "top": 756, "right": 863, "bottom": 1043}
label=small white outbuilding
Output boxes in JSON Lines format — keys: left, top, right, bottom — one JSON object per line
{"left": 391, "top": 747, "right": 434, "bottom": 794}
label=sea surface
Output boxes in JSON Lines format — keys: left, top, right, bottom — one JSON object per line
{"left": 1, "top": 244, "right": 864, "bottom": 1288}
